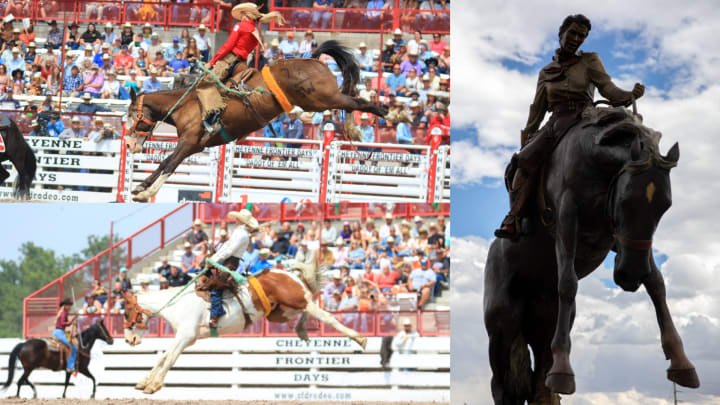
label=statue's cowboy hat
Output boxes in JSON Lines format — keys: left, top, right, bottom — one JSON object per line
{"left": 227, "top": 209, "right": 259, "bottom": 229}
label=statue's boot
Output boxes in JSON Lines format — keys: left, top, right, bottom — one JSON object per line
{"left": 495, "top": 167, "right": 534, "bottom": 239}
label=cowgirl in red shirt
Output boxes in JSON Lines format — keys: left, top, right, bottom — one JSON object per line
{"left": 199, "top": 3, "right": 285, "bottom": 131}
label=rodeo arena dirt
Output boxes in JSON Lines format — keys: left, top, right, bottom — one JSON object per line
{"left": 2, "top": 202, "right": 451, "bottom": 403}
{"left": 0, "top": 1, "right": 450, "bottom": 204}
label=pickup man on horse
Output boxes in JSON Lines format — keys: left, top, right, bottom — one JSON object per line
{"left": 494, "top": 14, "right": 645, "bottom": 238}
{"left": 198, "top": 3, "right": 286, "bottom": 133}
{"left": 52, "top": 298, "right": 77, "bottom": 373}
{"left": 206, "top": 209, "right": 259, "bottom": 329}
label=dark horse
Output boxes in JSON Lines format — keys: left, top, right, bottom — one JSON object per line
{"left": 0, "top": 117, "right": 36, "bottom": 199}
{"left": 484, "top": 106, "right": 699, "bottom": 404}
{"left": 2, "top": 319, "right": 114, "bottom": 399}
{"left": 124, "top": 40, "right": 388, "bottom": 202}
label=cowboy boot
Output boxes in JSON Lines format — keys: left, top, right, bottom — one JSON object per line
{"left": 494, "top": 168, "right": 531, "bottom": 239}
{"left": 203, "top": 111, "right": 221, "bottom": 133}
{"left": 209, "top": 317, "right": 219, "bottom": 329}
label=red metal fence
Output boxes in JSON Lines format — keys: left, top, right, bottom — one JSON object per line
{"left": 9, "top": 1, "right": 449, "bottom": 34}
{"left": 27, "top": 309, "right": 449, "bottom": 339}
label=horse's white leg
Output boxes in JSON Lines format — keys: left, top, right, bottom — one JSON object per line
{"left": 295, "top": 313, "right": 309, "bottom": 342}
{"left": 144, "top": 333, "right": 197, "bottom": 394}
{"left": 133, "top": 173, "right": 170, "bottom": 202}
{"left": 304, "top": 300, "right": 367, "bottom": 349}
{"left": 136, "top": 350, "right": 169, "bottom": 390}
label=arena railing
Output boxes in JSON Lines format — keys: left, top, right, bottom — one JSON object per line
{"left": 196, "top": 202, "right": 449, "bottom": 224}
{"left": 40, "top": 309, "right": 449, "bottom": 339}
{"left": 23, "top": 203, "right": 195, "bottom": 338}
{"left": 14, "top": 1, "right": 448, "bottom": 34}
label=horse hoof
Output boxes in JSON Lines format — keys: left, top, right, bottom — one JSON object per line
{"left": 296, "top": 330, "right": 309, "bottom": 341}
{"left": 132, "top": 193, "right": 149, "bottom": 203}
{"left": 545, "top": 372, "right": 575, "bottom": 394}
{"left": 135, "top": 382, "right": 146, "bottom": 390}
{"left": 357, "top": 336, "right": 367, "bottom": 350}
{"left": 668, "top": 368, "right": 700, "bottom": 388}
{"left": 131, "top": 185, "right": 146, "bottom": 195}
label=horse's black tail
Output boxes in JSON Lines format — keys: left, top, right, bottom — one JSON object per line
{"left": 1, "top": 343, "right": 22, "bottom": 390}
{"left": 16, "top": 140, "right": 36, "bottom": 199}
{"left": 312, "top": 40, "right": 360, "bottom": 96}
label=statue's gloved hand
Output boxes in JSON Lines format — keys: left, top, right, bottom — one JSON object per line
{"left": 632, "top": 83, "right": 645, "bottom": 100}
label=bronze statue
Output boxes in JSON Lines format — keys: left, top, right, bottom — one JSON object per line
{"left": 484, "top": 14, "right": 699, "bottom": 405}
{"left": 496, "top": 14, "right": 645, "bottom": 238}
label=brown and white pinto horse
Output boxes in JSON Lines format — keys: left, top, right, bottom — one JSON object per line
{"left": 123, "top": 265, "right": 366, "bottom": 394}
{"left": 125, "top": 40, "right": 388, "bottom": 202}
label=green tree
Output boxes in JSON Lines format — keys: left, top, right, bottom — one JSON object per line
{"left": 0, "top": 243, "right": 71, "bottom": 337}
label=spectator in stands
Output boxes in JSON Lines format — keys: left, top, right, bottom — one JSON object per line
{"left": 27, "top": 72, "right": 42, "bottom": 95}
{"left": 355, "top": 42, "right": 374, "bottom": 72}
{"left": 182, "top": 37, "right": 200, "bottom": 71}
{"left": 241, "top": 242, "right": 259, "bottom": 273}
{"left": 194, "top": 24, "right": 212, "bottom": 62}
{"left": 147, "top": 32, "right": 164, "bottom": 58}
{"left": 408, "top": 258, "right": 434, "bottom": 308}
{"left": 82, "top": 64, "right": 104, "bottom": 97}
{"left": 298, "top": 30, "right": 314, "bottom": 56}
{"left": 28, "top": 120, "right": 45, "bottom": 136}
{"left": 150, "top": 51, "right": 168, "bottom": 76}
{"left": 142, "top": 66, "right": 162, "bottom": 93}
{"left": 311, "top": 0, "right": 333, "bottom": 29}
{"left": 94, "top": 43, "right": 112, "bottom": 67}
{"left": 133, "top": 48, "right": 149, "bottom": 76}
{"left": 392, "top": 28, "right": 406, "bottom": 51}
{"left": 321, "top": 219, "right": 337, "bottom": 246}
{"left": 116, "top": 267, "right": 133, "bottom": 292}
{"left": 76, "top": 93, "right": 109, "bottom": 116}
{"left": 376, "top": 263, "right": 400, "bottom": 292}
{"left": 180, "top": 242, "right": 196, "bottom": 273}
{"left": 168, "top": 50, "right": 190, "bottom": 74}
{"left": 92, "top": 279, "right": 108, "bottom": 305}
{"left": 120, "top": 23, "right": 133, "bottom": 46}
{"left": 189, "top": 243, "right": 209, "bottom": 274}
{"left": 323, "top": 271, "right": 345, "bottom": 305}
{"left": 264, "top": 38, "right": 281, "bottom": 64}
{"left": 359, "top": 112, "right": 376, "bottom": 144}
{"left": 285, "top": 106, "right": 304, "bottom": 159}
{"left": 340, "top": 221, "right": 352, "bottom": 240}
{"left": 167, "top": 265, "right": 191, "bottom": 287}
{"left": 100, "top": 70, "right": 120, "bottom": 99}
{"left": 80, "top": 23, "right": 103, "bottom": 48}
{"left": 366, "top": 0, "right": 389, "bottom": 27}
{"left": 392, "top": 318, "right": 419, "bottom": 354}
{"left": 59, "top": 116, "right": 87, "bottom": 139}
{"left": 101, "top": 23, "right": 117, "bottom": 45}
{"left": 114, "top": 46, "right": 134, "bottom": 75}
{"left": 186, "top": 218, "right": 209, "bottom": 250}
{"left": 111, "top": 282, "right": 125, "bottom": 313}
{"left": 271, "top": 226, "right": 290, "bottom": 258}
{"left": 130, "top": 34, "right": 149, "bottom": 60}
{"left": 7, "top": 47, "right": 25, "bottom": 76}
{"left": 46, "top": 112, "right": 64, "bottom": 137}
{"left": 81, "top": 294, "right": 103, "bottom": 315}
{"left": 379, "top": 39, "right": 395, "bottom": 73}
{"left": 165, "top": 36, "right": 184, "bottom": 61}
{"left": 385, "top": 63, "right": 406, "bottom": 96}
{"left": 326, "top": 290, "right": 342, "bottom": 312}
{"left": 159, "top": 277, "right": 169, "bottom": 290}
{"left": 0, "top": 65, "right": 10, "bottom": 94}
{"left": 407, "top": 100, "right": 426, "bottom": 127}
{"left": 279, "top": 32, "right": 299, "bottom": 58}
{"left": 23, "top": 42, "right": 36, "bottom": 67}
{"left": 401, "top": 50, "right": 424, "bottom": 76}
{"left": 123, "top": 69, "right": 140, "bottom": 95}
{"left": 347, "top": 240, "right": 365, "bottom": 269}
{"left": 8, "top": 29, "right": 25, "bottom": 54}
{"left": 214, "top": 229, "right": 229, "bottom": 252}
{"left": 139, "top": 23, "right": 152, "bottom": 44}
{"left": 438, "top": 44, "right": 449, "bottom": 73}
{"left": 18, "top": 23, "right": 33, "bottom": 45}
{"left": 249, "top": 248, "right": 273, "bottom": 275}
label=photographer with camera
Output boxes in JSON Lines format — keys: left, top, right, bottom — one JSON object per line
{"left": 28, "top": 119, "right": 47, "bottom": 137}
{"left": 91, "top": 120, "right": 117, "bottom": 143}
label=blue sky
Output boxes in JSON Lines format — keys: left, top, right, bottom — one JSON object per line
{"left": 0, "top": 204, "right": 181, "bottom": 262}
{"left": 451, "top": 1, "right": 720, "bottom": 404}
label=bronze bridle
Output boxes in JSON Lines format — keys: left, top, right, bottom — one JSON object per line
{"left": 122, "top": 291, "right": 152, "bottom": 330}
{"left": 606, "top": 154, "right": 676, "bottom": 251}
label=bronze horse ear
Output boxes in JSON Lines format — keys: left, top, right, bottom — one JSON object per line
{"left": 664, "top": 142, "right": 680, "bottom": 163}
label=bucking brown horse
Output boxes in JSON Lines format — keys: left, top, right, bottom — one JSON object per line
{"left": 125, "top": 40, "right": 388, "bottom": 202}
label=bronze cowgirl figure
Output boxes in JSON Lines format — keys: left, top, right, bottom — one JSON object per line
{"left": 495, "top": 14, "right": 646, "bottom": 238}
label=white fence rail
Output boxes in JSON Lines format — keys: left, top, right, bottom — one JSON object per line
{"left": 0, "top": 336, "right": 449, "bottom": 402}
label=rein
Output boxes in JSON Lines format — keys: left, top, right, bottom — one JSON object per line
{"left": 127, "top": 80, "right": 200, "bottom": 138}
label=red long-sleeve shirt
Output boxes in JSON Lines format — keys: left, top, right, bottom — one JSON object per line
{"left": 55, "top": 309, "right": 70, "bottom": 329}
{"left": 210, "top": 20, "right": 258, "bottom": 65}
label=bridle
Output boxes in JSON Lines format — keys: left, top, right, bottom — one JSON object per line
{"left": 127, "top": 95, "right": 158, "bottom": 138}
{"left": 123, "top": 291, "right": 152, "bottom": 330}
{"left": 606, "top": 154, "right": 676, "bottom": 251}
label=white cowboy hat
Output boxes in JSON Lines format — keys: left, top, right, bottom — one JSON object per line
{"left": 402, "top": 318, "right": 412, "bottom": 326}
{"left": 393, "top": 28, "right": 402, "bottom": 35}
{"left": 227, "top": 209, "right": 259, "bottom": 229}
{"left": 104, "top": 22, "right": 113, "bottom": 29}
{"left": 360, "top": 113, "right": 369, "bottom": 120}
{"left": 413, "top": 216, "right": 423, "bottom": 222}
{"left": 184, "top": 241, "right": 192, "bottom": 248}
{"left": 289, "top": 106, "right": 303, "bottom": 114}
{"left": 198, "top": 24, "right": 207, "bottom": 31}
{"left": 270, "top": 38, "right": 279, "bottom": 47}
{"left": 385, "top": 213, "right": 393, "bottom": 219}
{"left": 385, "top": 38, "right": 394, "bottom": 46}
{"left": 148, "top": 66, "right": 159, "bottom": 75}
{"left": 386, "top": 236, "right": 395, "bottom": 243}
{"left": 82, "top": 93, "right": 92, "bottom": 99}
{"left": 259, "top": 248, "right": 270, "bottom": 257}
{"left": 358, "top": 42, "right": 367, "bottom": 48}
{"left": 231, "top": 3, "right": 261, "bottom": 21}
{"left": 219, "top": 229, "right": 228, "bottom": 236}
{"left": 143, "top": 23, "right": 152, "bottom": 29}
{"left": 193, "top": 219, "right": 203, "bottom": 226}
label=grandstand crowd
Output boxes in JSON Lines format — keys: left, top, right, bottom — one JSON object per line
{"left": 79, "top": 210, "right": 449, "bottom": 317}
{"left": 0, "top": 4, "right": 449, "bottom": 146}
